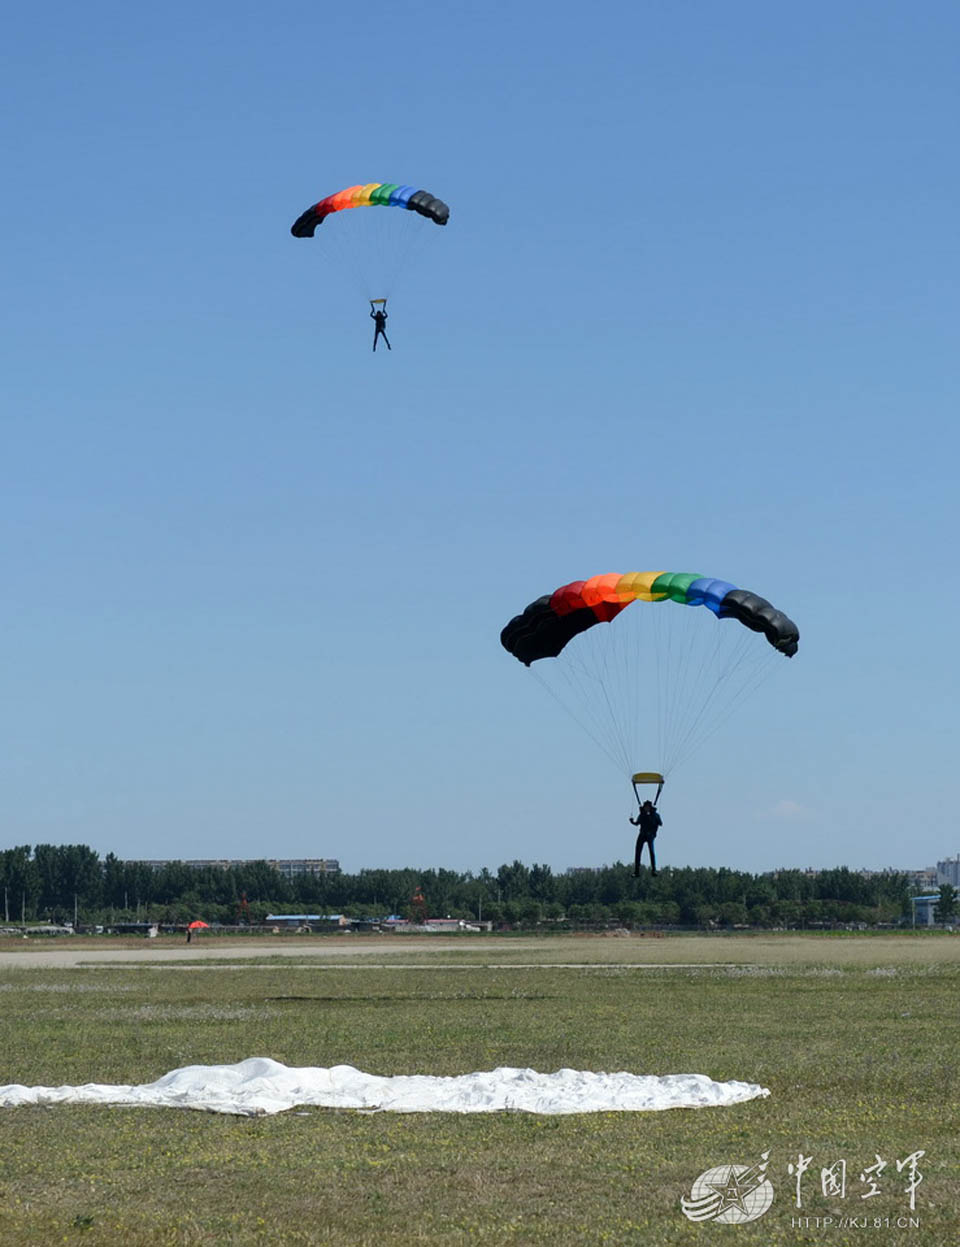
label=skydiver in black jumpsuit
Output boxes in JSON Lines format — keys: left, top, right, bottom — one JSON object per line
{"left": 630, "top": 800, "right": 662, "bottom": 876}
{"left": 370, "top": 303, "right": 391, "bottom": 352}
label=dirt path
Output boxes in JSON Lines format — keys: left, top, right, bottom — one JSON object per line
{"left": 0, "top": 938, "right": 533, "bottom": 970}
{"left": 1, "top": 932, "right": 957, "bottom": 970}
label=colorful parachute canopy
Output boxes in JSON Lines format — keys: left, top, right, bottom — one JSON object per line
{"left": 501, "top": 572, "right": 799, "bottom": 666}
{"left": 291, "top": 183, "right": 450, "bottom": 238}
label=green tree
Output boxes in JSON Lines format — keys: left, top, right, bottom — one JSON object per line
{"left": 497, "top": 861, "right": 531, "bottom": 900}
{"left": 718, "top": 901, "right": 748, "bottom": 927}
{"left": 528, "top": 863, "right": 555, "bottom": 901}
{"left": 934, "top": 884, "right": 957, "bottom": 924}
{"left": 519, "top": 898, "right": 543, "bottom": 926}
{"left": 0, "top": 846, "right": 39, "bottom": 921}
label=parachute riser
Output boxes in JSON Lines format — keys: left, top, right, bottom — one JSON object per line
{"left": 632, "top": 772, "right": 664, "bottom": 808}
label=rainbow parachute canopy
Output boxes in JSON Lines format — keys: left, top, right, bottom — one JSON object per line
{"left": 501, "top": 572, "right": 799, "bottom": 666}
{"left": 291, "top": 183, "right": 450, "bottom": 238}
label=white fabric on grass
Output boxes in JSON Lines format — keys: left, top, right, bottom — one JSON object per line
{"left": 0, "top": 1058, "right": 769, "bottom": 1117}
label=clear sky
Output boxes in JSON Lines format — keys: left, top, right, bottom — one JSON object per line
{"left": 2, "top": 2, "right": 958, "bottom": 874}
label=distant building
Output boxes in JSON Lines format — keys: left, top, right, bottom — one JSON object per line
{"left": 265, "top": 913, "right": 347, "bottom": 928}
{"left": 911, "top": 894, "right": 946, "bottom": 926}
{"left": 863, "top": 867, "right": 938, "bottom": 890}
{"left": 131, "top": 858, "right": 340, "bottom": 876}
{"left": 108, "top": 921, "right": 160, "bottom": 937}
{"left": 937, "top": 856, "right": 960, "bottom": 887}
{"left": 383, "top": 916, "right": 492, "bottom": 933}
{"left": 767, "top": 866, "right": 938, "bottom": 889}
{"left": 269, "top": 859, "right": 341, "bottom": 880}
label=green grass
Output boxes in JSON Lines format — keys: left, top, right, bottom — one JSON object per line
{"left": 0, "top": 934, "right": 957, "bottom": 1245}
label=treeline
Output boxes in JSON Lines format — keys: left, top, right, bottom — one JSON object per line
{"left": 0, "top": 844, "right": 912, "bottom": 929}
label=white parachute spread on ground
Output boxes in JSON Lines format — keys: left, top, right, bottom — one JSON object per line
{"left": 0, "top": 1058, "right": 769, "bottom": 1117}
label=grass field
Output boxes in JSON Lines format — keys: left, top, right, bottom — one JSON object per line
{"left": 0, "top": 932, "right": 957, "bottom": 1245}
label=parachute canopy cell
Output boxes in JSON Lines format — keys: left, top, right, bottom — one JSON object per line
{"left": 291, "top": 183, "right": 450, "bottom": 238}
{"left": 500, "top": 571, "right": 799, "bottom": 666}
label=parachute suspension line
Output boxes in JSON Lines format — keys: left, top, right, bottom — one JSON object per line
{"left": 598, "top": 609, "right": 648, "bottom": 774}
{"left": 660, "top": 605, "right": 726, "bottom": 771}
{"left": 669, "top": 608, "right": 709, "bottom": 765}
{"left": 595, "top": 610, "right": 636, "bottom": 773}
{"left": 664, "top": 629, "right": 779, "bottom": 774}
{"left": 663, "top": 635, "right": 740, "bottom": 772}
{"left": 394, "top": 219, "right": 432, "bottom": 299}
{"left": 660, "top": 601, "right": 687, "bottom": 775}
{"left": 599, "top": 595, "right": 640, "bottom": 775}
{"left": 650, "top": 600, "right": 683, "bottom": 777}
{"left": 309, "top": 204, "right": 438, "bottom": 305}
{"left": 652, "top": 606, "right": 703, "bottom": 772}
{"left": 655, "top": 602, "right": 673, "bottom": 774}
{"left": 613, "top": 594, "right": 635, "bottom": 766}
{"left": 557, "top": 623, "right": 639, "bottom": 777}
{"left": 550, "top": 649, "right": 633, "bottom": 776}
{"left": 663, "top": 619, "right": 736, "bottom": 771}
{"left": 501, "top": 571, "right": 798, "bottom": 799}
{"left": 365, "top": 205, "right": 434, "bottom": 301}
{"left": 622, "top": 596, "right": 657, "bottom": 776}
{"left": 530, "top": 666, "right": 630, "bottom": 777}
{"left": 316, "top": 214, "right": 372, "bottom": 299}
{"left": 668, "top": 645, "right": 781, "bottom": 774}
{"left": 628, "top": 598, "right": 783, "bottom": 779}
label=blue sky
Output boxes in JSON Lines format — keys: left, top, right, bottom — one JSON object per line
{"left": 2, "top": 2, "right": 957, "bottom": 873}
